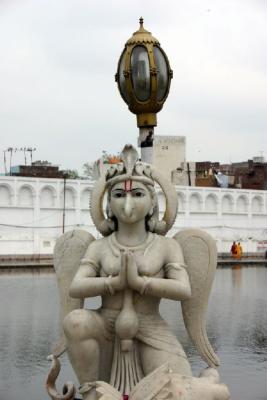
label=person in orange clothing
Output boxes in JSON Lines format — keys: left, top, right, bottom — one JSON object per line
{"left": 236, "top": 242, "right": 243, "bottom": 259}
{"left": 231, "top": 241, "right": 237, "bottom": 258}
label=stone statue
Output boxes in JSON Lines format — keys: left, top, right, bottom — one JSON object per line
{"left": 46, "top": 145, "right": 229, "bottom": 400}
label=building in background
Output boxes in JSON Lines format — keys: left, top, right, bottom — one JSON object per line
{"left": 0, "top": 175, "right": 266, "bottom": 255}
{"left": 0, "top": 146, "right": 266, "bottom": 256}
{"left": 194, "top": 157, "right": 267, "bottom": 190}
{"left": 153, "top": 136, "right": 186, "bottom": 181}
{"left": 82, "top": 138, "right": 266, "bottom": 191}
{"left": 10, "top": 161, "right": 65, "bottom": 179}
{"left": 195, "top": 161, "right": 220, "bottom": 187}
{"left": 171, "top": 162, "right": 196, "bottom": 186}
{"left": 82, "top": 135, "right": 189, "bottom": 184}
{"left": 224, "top": 157, "right": 267, "bottom": 190}
{"left": 8, "top": 161, "right": 79, "bottom": 179}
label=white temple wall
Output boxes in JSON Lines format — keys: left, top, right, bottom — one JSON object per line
{"left": 0, "top": 176, "right": 266, "bottom": 255}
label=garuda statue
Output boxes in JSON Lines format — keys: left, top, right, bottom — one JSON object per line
{"left": 46, "top": 144, "right": 230, "bottom": 400}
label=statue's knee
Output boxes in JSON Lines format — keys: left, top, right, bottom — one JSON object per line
{"left": 63, "top": 309, "right": 99, "bottom": 341}
{"left": 63, "top": 309, "right": 89, "bottom": 339}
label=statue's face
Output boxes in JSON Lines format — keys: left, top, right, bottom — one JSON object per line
{"left": 109, "top": 180, "right": 152, "bottom": 224}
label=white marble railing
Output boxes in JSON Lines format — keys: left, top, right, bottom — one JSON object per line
{"left": 0, "top": 176, "right": 266, "bottom": 254}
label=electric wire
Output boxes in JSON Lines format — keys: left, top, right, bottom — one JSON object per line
{"left": 0, "top": 223, "right": 92, "bottom": 229}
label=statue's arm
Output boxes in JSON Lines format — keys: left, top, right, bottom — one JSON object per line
{"left": 127, "top": 239, "right": 191, "bottom": 301}
{"left": 140, "top": 268, "right": 191, "bottom": 301}
{"left": 69, "top": 240, "right": 125, "bottom": 298}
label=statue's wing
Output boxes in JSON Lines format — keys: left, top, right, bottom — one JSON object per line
{"left": 173, "top": 229, "right": 219, "bottom": 367}
{"left": 52, "top": 229, "right": 95, "bottom": 357}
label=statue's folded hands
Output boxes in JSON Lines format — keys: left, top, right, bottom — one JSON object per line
{"left": 69, "top": 255, "right": 127, "bottom": 298}
{"left": 126, "top": 251, "right": 191, "bottom": 300}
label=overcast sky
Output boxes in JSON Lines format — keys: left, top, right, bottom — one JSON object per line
{"left": 0, "top": 0, "right": 266, "bottom": 173}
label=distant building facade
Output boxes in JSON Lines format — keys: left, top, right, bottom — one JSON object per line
{"left": 84, "top": 138, "right": 266, "bottom": 191}
{"left": 194, "top": 157, "right": 267, "bottom": 190}
{"left": 229, "top": 157, "right": 267, "bottom": 190}
{"left": 195, "top": 161, "right": 219, "bottom": 187}
{"left": 0, "top": 176, "right": 266, "bottom": 255}
{"left": 87, "top": 135, "right": 189, "bottom": 184}
{"left": 10, "top": 161, "right": 66, "bottom": 179}
{"left": 171, "top": 162, "right": 196, "bottom": 186}
{"left": 153, "top": 136, "right": 186, "bottom": 181}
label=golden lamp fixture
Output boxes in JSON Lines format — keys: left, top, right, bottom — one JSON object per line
{"left": 115, "top": 17, "right": 173, "bottom": 129}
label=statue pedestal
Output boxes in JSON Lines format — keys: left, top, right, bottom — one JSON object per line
{"left": 47, "top": 358, "right": 229, "bottom": 400}
{"left": 93, "top": 362, "right": 230, "bottom": 400}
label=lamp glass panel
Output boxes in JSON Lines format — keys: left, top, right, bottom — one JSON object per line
{"left": 131, "top": 46, "right": 150, "bottom": 101}
{"left": 118, "top": 51, "right": 129, "bottom": 103}
{"left": 153, "top": 47, "right": 168, "bottom": 101}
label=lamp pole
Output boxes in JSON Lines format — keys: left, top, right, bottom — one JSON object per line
{"left": 138, "top": 127, "right": 154, "bottom": 164}
{"left": 62, "top": 173, "right": 67, "bottom": 233}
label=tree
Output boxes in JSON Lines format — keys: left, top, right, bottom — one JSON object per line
{"left": 63, "top": 169, "right": 79, "bottom": 179}
{"left": 83, "top": 162, "right": 94, "bottom": 177}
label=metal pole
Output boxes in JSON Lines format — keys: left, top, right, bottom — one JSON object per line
{"left": 9, "top": 149, "right": 12, "bottom": 175}
{"left": 62, "top": 175, "right": 66, "bottom": 233}
{"left": 187, "top": 162, "right": 191, "bottom": 186}
{"left": 138, "top": 127, "right": 154, "bottom": 164}
{"left": 3, "top": 151, "right": 7, "bottom": 175}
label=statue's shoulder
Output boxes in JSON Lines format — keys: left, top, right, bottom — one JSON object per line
{"left": 152, "top": 235, "right": 183, "bottom": 264}
{"left": 85, "top": 236, "right": 109, "bottom": 254}
{"left": 91, "top": 236, "right": 108, "bottom": 245}
{"left": 155, "top": 235, "right": 182, "bottom": 251}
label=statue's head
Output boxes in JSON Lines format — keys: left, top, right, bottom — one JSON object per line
{"left": 108, "top": 180, "right": 154, "bottom": 227}
{"left": 90, "top": 144, "right": 178, "bottom": 236}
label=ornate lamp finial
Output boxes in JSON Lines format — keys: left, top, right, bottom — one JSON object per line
{"left": 139, "top": 17, "right": 144, "bottom": 28}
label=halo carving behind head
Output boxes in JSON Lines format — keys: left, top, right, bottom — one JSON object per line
{"left": 90, "top": 145, "right": 178, "bottom": 236}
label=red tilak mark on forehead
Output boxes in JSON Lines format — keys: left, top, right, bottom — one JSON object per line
{"left": 124, "top": 180, "right": 132, "bottom": 192}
